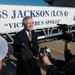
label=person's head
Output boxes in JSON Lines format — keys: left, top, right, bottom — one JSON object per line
{"left": 0, "top": 36, "right": 8, "bottom": 61}
{"left": 0, "top": 36, "right": 8, "bottom": 70}
{"left": 63, "top": 60, "right": 75, "bottom": 75}
{"left": 22, "top": 16, "right": 34, "bottom": 31}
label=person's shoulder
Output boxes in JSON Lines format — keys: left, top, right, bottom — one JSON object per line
{"left": 16, "top": 29, "right": 25, "bottom": 35}
{"left": 32, "top": 30, "right": 36, "bottom": 34}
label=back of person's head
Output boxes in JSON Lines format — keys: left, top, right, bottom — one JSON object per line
{"left": 0, "top": 36, "right": 8, "bottom": 60}
{"left": 63, "top": 60, "right": 75, "bottom": 75}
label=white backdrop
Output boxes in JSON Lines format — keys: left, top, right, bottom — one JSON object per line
{"left": 0, "top": 5, "right": 75, "bottom": 33}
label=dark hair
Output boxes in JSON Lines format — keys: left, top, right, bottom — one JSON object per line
{"left": 63, "top": 60, "right": 75, "bottom": 75}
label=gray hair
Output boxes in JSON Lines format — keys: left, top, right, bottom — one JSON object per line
{"left": 22, "top": 16, "right": 32, "bottom": 25}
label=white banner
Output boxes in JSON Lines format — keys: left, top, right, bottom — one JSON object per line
{"left": 0, "top": 5, "right": 75, "bottom": 33}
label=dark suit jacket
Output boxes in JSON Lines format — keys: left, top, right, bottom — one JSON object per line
{"left": 14, "top": 29, "right": 39, "bottom": 56}
{"left": 13, "top": 29, "right": 41, "bottom": 75}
